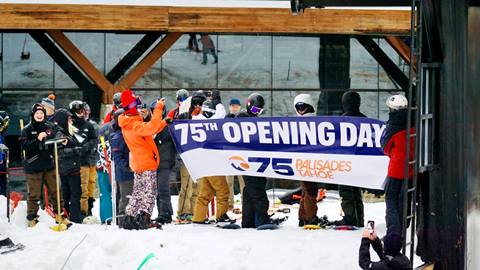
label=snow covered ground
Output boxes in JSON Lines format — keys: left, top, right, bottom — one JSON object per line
{"left": 0, "top": 191, "right": 394, "bottom": 270}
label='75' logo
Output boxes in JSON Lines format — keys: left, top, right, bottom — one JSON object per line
{"left": 229, "top": 156, "right": 294, "bottom": 176}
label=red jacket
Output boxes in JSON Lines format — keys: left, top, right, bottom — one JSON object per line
{"left": 383, "top": 128, "right": 415, "bottom": 179}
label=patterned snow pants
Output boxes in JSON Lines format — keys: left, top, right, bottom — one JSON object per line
{"left": 126, "top": 170, "right": 157, "bottom": 216}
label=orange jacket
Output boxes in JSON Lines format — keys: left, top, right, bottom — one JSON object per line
{"left": 118, "top": 102, "right": 168, "bottom": 173}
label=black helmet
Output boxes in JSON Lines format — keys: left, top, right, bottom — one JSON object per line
{"left": 69, "top": 100, "right": 85, "bottom": 115}
{"left": 113, "top": 92, "right": 122, "bottom": 108}
{"left": 176, "top": 89, "right": 189, "bottom": 102}
{"left": 191, "top": 91, "right": 207, "bottom": 107}
{"left": 0, "top": 111, "right": 10, "bottom": 133}
{"left": 246, "top": 93, "right": 265, "bottom": 116}
{"left": 201, "top": 100, "right": 216, "bottom": 119}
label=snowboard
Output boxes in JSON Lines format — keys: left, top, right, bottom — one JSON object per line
{"left": 217, "top": 223, "right": 241, "bottom": 230}
{"left": 0, "top": 243, "right": 25, "bottom": 255}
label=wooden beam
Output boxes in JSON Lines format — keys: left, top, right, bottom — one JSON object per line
{"left": 113, "top": 32, "right": 182, "bottom": 100}
{"left": 356, "top": 36, "right": 410, "bottom": 90}
{"left": 0, "top": 4, "right": 169, "bottom": 31}
{"left": 106, "top": 33, "right": 162, "bottom": 84}
{"left": 47, "top": 30, "right": 113, "bottom": 101}
{"left": 0, "top": 4, "right": 411, "bottom": 35}
{"left": 168, "top": 7, "right": 411, "bottom": 35}
{"left": 385, "top": 36, "right": 416, "bottom": 71}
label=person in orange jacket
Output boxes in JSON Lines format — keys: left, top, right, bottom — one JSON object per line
{"left": 118, "top": 89, "right": 170, "bottom": 230}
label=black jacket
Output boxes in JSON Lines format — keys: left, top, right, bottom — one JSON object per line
{"left": 72, "top": 117, "right": 98, "bottom": 167}
{"left": 19, "top": 121, "right": 56, "bottom": 174}
{"left": 359, "top": 238, "right": 411, "bottom": 270}
{"left": 54, "top": 126, "right": 82, "bottom": 176}
{"left": 154, "top": 126, "right": 176, "bottom": 169}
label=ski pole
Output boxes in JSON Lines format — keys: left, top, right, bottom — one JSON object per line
{"left": 111, "top": 159, "right": 117, "bottom": 226}
{"left": 45, "top": 138, "right": 69, "bottom": 231}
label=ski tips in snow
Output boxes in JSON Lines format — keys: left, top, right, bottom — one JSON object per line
{"left": 50, "top": 223, "right": 68, "bottom": 232}
{"left": 0, "top": 243, "right": 25, "bottom": 255}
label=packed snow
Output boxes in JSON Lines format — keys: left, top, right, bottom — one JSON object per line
{"left": 0, "top": 191, "right": 392, "bottom": 270}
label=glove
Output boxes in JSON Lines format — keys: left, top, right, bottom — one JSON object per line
{"left": 164, "top": 117, "right": 173, "bottom": 124}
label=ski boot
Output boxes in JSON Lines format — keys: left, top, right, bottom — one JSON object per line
{"left": 155, "top": 215, "right": 172, "bottom": 225}
{"left": 216, "top": 213, "right": 236, "bottom": 225}
{"left": 123, "top": 215, "right": 138, "bottom": 230}
{"left": 87, "top": 197, "right": 95, "bottom": 216}
{"left": 26, "top": 214, "right": 39, "bottom": 228}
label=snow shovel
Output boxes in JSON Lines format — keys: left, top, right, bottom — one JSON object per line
{"left": 46, "top": 138, "right": 69, "bottom": 232}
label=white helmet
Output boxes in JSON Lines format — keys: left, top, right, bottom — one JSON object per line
{"left": 386, "top": 95, "right": 408, "bottom": 110}
{"left": 294, "top": 93, "right": 316, "bottom": 116}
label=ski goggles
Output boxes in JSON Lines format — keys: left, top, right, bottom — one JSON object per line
{"left": 250, "top": 105, "right": 264, "bottom": 115}
{"left": 125, "top": 96, "right": 143, "bottom": 110}
{"left": 177, "top": 96, "right": 188, "bottom": 102}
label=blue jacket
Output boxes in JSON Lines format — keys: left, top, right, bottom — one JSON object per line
{"left": 109, "top": 128, "right": 133, "bottom": 182}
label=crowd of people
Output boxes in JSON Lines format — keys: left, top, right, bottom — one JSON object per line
{"left": 0, "top": 87, "right": 414, "bottom": 269}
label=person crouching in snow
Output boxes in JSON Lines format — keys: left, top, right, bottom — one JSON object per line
{"left": 118, "top": 89, "right": 170, "bottom": 230}
{"left": 380, "top": 95, "right": 415, "bottom": 236}
{"left": 191, "top": 97, "right": 231, "bottom": 224}
{"left": 358, "top": 227, "right": 411, "bottom": 269}
{"left": 293, "top": 94, "right": 322, "bottom": 227}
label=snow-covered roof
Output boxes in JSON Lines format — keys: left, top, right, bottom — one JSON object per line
{"left": 0, "top": 0, "right": 409, "bottom": 10}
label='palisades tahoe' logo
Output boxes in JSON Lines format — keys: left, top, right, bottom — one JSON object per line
{"left": 229, "top": 156, "right": 352, "bottom": 180}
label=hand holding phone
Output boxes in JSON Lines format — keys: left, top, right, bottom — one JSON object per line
{"left": 367, "top": 220, "right": 375, "bottom": 234}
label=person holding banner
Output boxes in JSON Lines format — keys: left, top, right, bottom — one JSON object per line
{"left": 381, "top": 95, "right": 415, "bottom": 235}
{"left": 237, "top": 93, "right": 284, "bottom": 228}
{"left": 118, "top": 89, "right": 170, "bottom": 230}
{"left": 293, "top": 94, "right": 322, "bottom": 227}
{"left": 176, "top": 91, "right": 206, "bottom": 222}
{"left": 334, "top": 91, "right": 366, "bottom": 228}
{"left": 191, "top": 98, "right": 231, "bottom": 224}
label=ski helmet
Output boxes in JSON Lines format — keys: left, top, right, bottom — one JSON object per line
{"left": 176, "top": 89, "right": 189, "bottom": 102}
{"left": 293, "top": 94, "right": 315, "bottom": 116}
{"left": 191, "top": 91, "right": 207, "bottom": 107}
{"left": 69, "top": 100, "right": 86, "bottom": 115}
{"left": 201, "top": 100, "right": 216, "bottom": 119}
{"left": 112, "top": 92, "right": 122, "bottom": 108}
{"left": 246, "top": 93, "right": 265, "bottom": 116}
{"left": 386, "top": 95, "right": 408, "bottom": 110}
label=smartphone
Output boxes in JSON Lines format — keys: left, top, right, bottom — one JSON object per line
{"left": 367, "top": 220, "right": 375, "bottom": 234}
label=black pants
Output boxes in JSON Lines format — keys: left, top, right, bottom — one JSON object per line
{"left": 156, "top": 167, "right": 173, "bottom": 218}
{"left": 384, "top": 177, "right": 412, "bottom": 235}
{"left": 339, "top": 186, "right": 364, "bottom": 227}
{"left": 202, "top": 48, "right": 218, "bottom": 64}
{"left": 0, "top": 173, "right": 6, "bottom": 196}
{"left": 241, "top": 176, "right": 269, "bottom": 228}
{"left": 61, "top": 172, "right": 82, "bottom": 223}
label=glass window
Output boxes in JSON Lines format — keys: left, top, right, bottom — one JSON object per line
{"left": 273, "top": 36, "right": 320, "bottom": 89}
{"left": 52, "top": 90, "right": 83, "bottom": 110}
{"left": 271, "top": 90, "right": 322, "bottom": 116}
{"left": 350, "top": 39, "right": 380, "bottom": 90}
{"left": 3, "top": 33, "right": 54, "bottom": 88}
{"left": 55, "top": 33, "right": 105, "bottom": 89}
{"left": 218, "top": 35, "right": 271, "bottom": 89}
{"left": 162, "top": 34, "right": 217, "bottom": 89}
